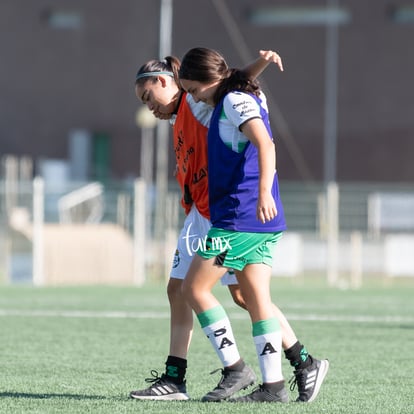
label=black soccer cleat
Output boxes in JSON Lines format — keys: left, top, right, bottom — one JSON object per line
{"left": 229, "top": 384, "right": 289, "bottom": 403}
{"left": 289, "top": 358, "right": 329, "bottom": 402}
{"left": 201, "top": 365, "right": 256, "bottom": 402}
{"left": 130, "top": 370, "right": 189, "bottom": 400}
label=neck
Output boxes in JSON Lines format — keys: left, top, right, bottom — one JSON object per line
{"left": 172, "top": 91, "right": 184, "bottom": 114}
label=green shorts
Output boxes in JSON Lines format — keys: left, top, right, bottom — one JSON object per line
{"left": 197, "top": 228, "right": 283, "bottom": 271}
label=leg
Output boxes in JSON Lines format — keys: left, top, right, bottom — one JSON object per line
{"left": 130, "top": 208, "right": 204, "bottom": 401}
{"left": 182, "top": 254, "right": 225, "bottom": 313}
{"left": 227, "top": 284, "right": 247, "bottom": 309}
{"left": 230, "top": 263, "right": 288, "bottom": 402}
{"left": 234, "top": 264, "right": 284, "bottom": 381}
{"left": 227, "top": 282, "right": 297, "bottom": 348}
{"left": 233, "top": 263, "right": 274, "bottom": 323}
{"left": 129, "top": 276, "right": 190, "bottom": 400}
{"left": 182, "top": 255, "right": 241, "bottom": 367}
{"left": 167, "top": 277, "right": 193, "bottom": 358}
{"left": 182, "top": 255, "right": 256, "bottom": 402}
{"left": 272, "top": 303, "right": 297, "bottom": 349}
{"left": 234, "top": 265, "right": 329, "bottom": 402}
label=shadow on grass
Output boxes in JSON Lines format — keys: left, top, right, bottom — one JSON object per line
{"left": 0, "top": 392, "right": 108, "bottom": 400}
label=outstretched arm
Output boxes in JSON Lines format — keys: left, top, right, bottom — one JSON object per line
{"left": 242, "top": 50, "right": 284, "bottom": 80}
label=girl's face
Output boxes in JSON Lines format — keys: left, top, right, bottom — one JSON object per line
{"left": 180, "top": 79, "right": 220, "bottom": 106}
{"left": 135, "top": 75, "right": 180, "bottom": 116}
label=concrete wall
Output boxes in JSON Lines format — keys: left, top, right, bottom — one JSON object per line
{"left": 1, "top": 0, "right": 413, "bottom": 182}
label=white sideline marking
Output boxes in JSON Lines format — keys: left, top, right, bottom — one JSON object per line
{"left": 0, "top": 309, "right": 168, "bottom": 319}
{"left": 0, "top": 309, "right": 412, "bottom": 324}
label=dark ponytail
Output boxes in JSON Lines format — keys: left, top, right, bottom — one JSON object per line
{"left": 135, "top": 55, "right": 182, "bottom": 86}
{"left": 180, "top": 47, "right": 260, "bottom": 105}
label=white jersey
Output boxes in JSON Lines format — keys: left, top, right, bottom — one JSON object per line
{"left": 186, "top": 93, "right": 213, "bottom": 127}
{"left": 219, "top": 91, "right": 268, "bottom": 153}
{"left": 169, "top": 93, "right": 213, "bottom": 128}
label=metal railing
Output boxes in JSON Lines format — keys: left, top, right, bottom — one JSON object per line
{"left": 1, "top": 175, "right": 414, "bottom": 285}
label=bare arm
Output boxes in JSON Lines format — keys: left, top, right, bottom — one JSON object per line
{"left": 240, "top": 118, "right": 277, "bottom": 224}
{"left": 242, "top": 50, "right": 284, "bottom": 80}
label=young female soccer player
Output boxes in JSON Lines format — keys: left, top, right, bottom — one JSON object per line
{"left": 178, "top": 47, "right": 329, "bottom": 403}
{"left": 130, "top": 50, "right": 328, "bottom": 402}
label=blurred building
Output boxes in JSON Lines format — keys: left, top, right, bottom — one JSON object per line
{"left": 1, "top": 0, "right": 413, "bottom": 183}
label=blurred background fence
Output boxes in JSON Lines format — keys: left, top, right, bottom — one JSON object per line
{"left": 2, "top": 154, "right": 414, "bottom": 287}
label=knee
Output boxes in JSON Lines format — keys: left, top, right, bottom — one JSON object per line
{"left": 228, "top": 285, "right": 248, "bottom": 310}
{"left": 167, "top": 279, "right": 183, "bottom": 303}
{"left": 181, "top": 278, "right": 194, "bottom": 302}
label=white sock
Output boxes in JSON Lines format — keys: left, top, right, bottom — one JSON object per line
{"left": 197, "top": 305, "right": 241, "bottom": 367}
{"left": 252, "top": 318, "right": 283, "bottom": 383}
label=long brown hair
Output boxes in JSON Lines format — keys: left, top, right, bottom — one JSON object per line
{"left": 179, "top": 47, "right": 260, "bottom": 105}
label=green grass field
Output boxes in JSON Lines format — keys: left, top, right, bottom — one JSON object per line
{"left": 0, "top": 277, "right": 413, "bottom": 413}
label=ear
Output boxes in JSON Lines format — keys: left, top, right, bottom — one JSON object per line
{"left": 158, "top": 75, "right": 169, "bottom": 87}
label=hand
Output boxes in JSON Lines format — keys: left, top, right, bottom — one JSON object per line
{"left": 259, "top": 50, "right": 284, "bottom": 72}
{"left": 256, "top": 193, "right": 278, "bottom": 224}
